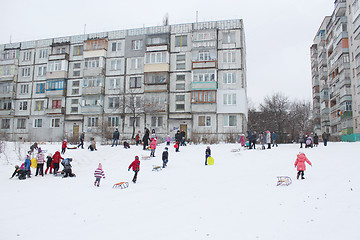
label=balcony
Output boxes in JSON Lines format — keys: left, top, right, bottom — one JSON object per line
{"left": 45, "top": 107, "right": 65, "bottom": 115}
{"left": 319, "top": 70, "right": 328, "bottom": 80}
{"left": 46, "top": 71, "right": 68, "bottom": 79}
{"left": 340, "top": 111, "right": 352, "bottom": 119}
{"left": 48, "top": 53, "right": 69, "bottom": 61}
{"left": 46, "top": 89, "right": 66, "bottom": 97}
{"left": 82, "top": 86, "right": 104, "bottom": 95}
{"left": 335, "top": 1, "right": 346, "bottom": 17}
{"left": 191, "top": 81, "right": 217, "bottom": 90}
{"left": 144, "top": 63, "right": 170, "bottom": 73}
{"left": 81, "top": 105, "right": 103, "bottom": 114}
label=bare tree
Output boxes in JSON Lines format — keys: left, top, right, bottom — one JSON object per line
{"left": 288, "top": 100, "right": 313, "bottom": 141}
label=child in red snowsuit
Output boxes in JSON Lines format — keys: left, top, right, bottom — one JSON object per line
{"left": 294, "top": 152, "right": 312, "bottom": 179}
{"left": 61, "top": 139, "right": 67, "bottom": 154}
{"left": 128, "top": 156, "right": 140, "bottom": 183}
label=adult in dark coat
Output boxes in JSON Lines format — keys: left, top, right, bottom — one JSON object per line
{"left": 313, "top": 133, "right": 319, "bottom": 147}
{"left": 247, "top": 131, "right": 253, "bottom": 149}
{"left": 322, "top": 132, "right": 330, "bottom": 146}
{"left": 112, "top": 128, "right": 120, "bottom": 147}
{"left": 175, "top": 130, "right": 181, "bottom": 151}
{"left": 180, "top": 130, "right": 186, "bottom": 146}
{"left": 143, "top": 128, "right": 150, "bottom": 150}
{"left": 78, "top": 132, "right": 85, "bottom": 149}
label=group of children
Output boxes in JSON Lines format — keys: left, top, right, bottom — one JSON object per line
{"left": 10, "top": 142, "right": 76, "bottom": 180}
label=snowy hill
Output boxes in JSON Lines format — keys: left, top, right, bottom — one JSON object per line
{"left": 1, "top": 141, "right": 359, "bottom": 240}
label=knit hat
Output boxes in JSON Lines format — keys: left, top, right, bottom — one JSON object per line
{"left": 98, "top": 163, "right": 102, "bottom": 169}
{"left": 135, "top": 156, "right": 139, "bottom": 160}
{"left": 38, "top": 147, "right": 42, "bottom": 153}
{"left": 165, "top": 147, "right": 168, "bottom": 151}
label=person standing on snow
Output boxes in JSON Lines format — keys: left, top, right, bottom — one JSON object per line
{"left": 162, "top": 147, "right": 169, "bottom": 168}
{"left": 294, "top": 152, "right": 312, "bottom": 180}
{"left": 143, "top": 128, "right": 150, "bottom": 150}
{"left": 52, "top": 150, "right": 64, "bottom": 176}
{"left": 78, "top": 132, "right": 85, "bottom": 149}
{"left": 94, "top": 163, "right": 105, "bottom": 187}
{"left": 61, "top": 139, "right": 67, "bottom": 154}
{"left": 205, "top": 146, "right": 211, "bottom": 165}
{"left": 24, "top": 155, "right": 31, "bottom": 178}
{"left": 247, "top": 130, "right": 253, "bottom": 149}
{"left": 128, "top": 156, "right": 140, "bottom": 183}
{"left": 166, "top": 135, "right": 171, "bottom": 146}
{"left": 111, "top": 128, "right": 120, "bottom": 147}
{"left": 272, "top": 132, "right": 278, "bottom": 147}
{"left": 45, "top": 153, "right": 53, "bottom": 174}
{"left": 266, "top": 130, "right": 271, "bottom": 149}
{"left": 35, "top": 148, "right": 45, "bottom": 176}
{"left": 150, "top": 138, "right": 157, "bottom": 157}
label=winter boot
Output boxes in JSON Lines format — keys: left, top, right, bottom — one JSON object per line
{"left": 297, "top": 172, "right": 300, "bottom": 179}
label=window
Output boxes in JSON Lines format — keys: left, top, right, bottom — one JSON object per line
{"left": 71, "top": 99, "right": 79, "bottom": 105}
{"left": 85, "top": 40, "right": 105, "bottom": 50}
{"left": 197, "top": 32, "right": 215, "bottom": 41}
{"left": 223, "top": 72, "right": 236, "bottom": 84}
{"left": 176, "top": 95, "right": 185, "bottom": 101}
{"left": 20, "top": 84, "right": 29, "bottom": 94}
{"left": 158, "top": 117, "right": 163, "bottom": 127}
{"left": 110, "top": 59, "right": 121, "bottom": 71}
{"left": 1, "top": 119, "right": 10, "bottom": 129}
{"left": 74, "top": 63, "right": 81, "bottom": 69}
{"left": 2, "top": 65, "right": 11, "bottom": 76}
{"left": 176, "top": 75, "right": 185, "bottom": 81}
{"left": 0, "top": 82, "right": 11, "bottom": 94}
{"left": 19, "top": 101, "right": 27, "bottom": 111}
{"left": 46, "top": 79, "right": 64, "bottom": 91}
{"left": 1, "top": 50, "right": 16, "bottom": 60}
{"left": 34, "top": 101, "right": 44, "bottom": 111}
{"left": 129, "top": 117, "right": 140, "bottom": 127}
{"left": 176, "top": 54, "right": 186, "bottom": 70}
{"left": 176, "top": 54, "right": 186, "bottom": 61}
{"left": 199, "top": 116, "right": 211, "bottom": 126}
{"left": 223, "top": 52, "right": 236, "bottom": 63}
{"left": 72, "top": 80, "right": 80, "bottom": 87}
{"left": 109, "top": 78, "right": 121, "bottom": 89}
{"left": 129, "top": 96, "right": 141, "bottom": 108}
{"left": 83, "top": 76, "right": 103, "bottom": 87}
{"left": 191, "top": 90, "right": 216, "bottom": 103}
{"left": 88, "top": 117, "right": 99, "bottom": 127}
{"left": 198, "top": 51, "right": 210, "bottom": 61}
{"left": 22, "top": 67, "right": 30, "bottom": 77}
{"left": 176, "top": 104, "right": 185, "bottom": 110}
{"left": 224, "top": 115, "right": 237, "bottom": 127}
{"left": 83, "top": 96, "right": 101, "bottom": 106}
{"left": 108, "top": 116, "right": 119, "bottom": 127}
{"left": 39, "top": 49, "right": 48, "bottom": 59}
{"left": 51, "top": 118, "right": 60, "bottom": 128}
{"left": 84, "top": 57, "right": 100, "bottom": 68}
{"left": 130, "top": 77, "right": 141, "bottom": 88}
{"left": 150, "top": 116, "right": 164, "bottom": 127}
{"left": 223, "top": 31, "right": 236, "bottom": 44}
{"left": 73, "top": 71, "right": 80, "bottom": 77}
{"left": 17, "top": 119, "right": 26, "bottom": 129}
{"left": 72, "top": 89, "right": 79, "bottom": 94}
{"left": 147, "top": 36, "right": 167, "bottom": 45}
{"left": 108, "top": 97, "right": 120, "bottom": 108}
{"left": 175, "top": 35, "right": 187, "bottom": 47}
{"left": 54, "top": 47, "right": 66, "bottom": 54}
{"left": 38, "top": 66, "right": 47, "bottom": 76}
{"left": 223, "top": 94, "right": 237, "bottom": 105}
{"left": 22, "top": 51, "right": 31, "bottom": 61}
{"left": 192, "top": 69, "right": 216, "bottom": 82}
{"left": 48, "top": 60, "right": 64, "bottom": 72}
{"left": 71, "top": 107, "right": 78, "bottom": 113}
{"left": 111, "top": 42, "right": 122, "bottom": 52}
{"left": 52, "top": 100, "right": 62, "bottom": 109}
{"left": 145, "top": 52, "right": 168, "bottom": 64}
{"left": 73, "top": 46, "right": 83, "bottom": 56}
{"left": 176, "top": 83, "right": 185, "bottom": 90}
{"left": 151, "top": 116, "right": 157, "bottom": 127}
{"left": 0, "top": 100, "right": 11, "bottom": 110}
{"left": 130, "top": 58, "right": 142, "bottom": 69}
{"left": 132, "top": 40, "right": 143, "bottom": 50}
{"left": 176, "top": 63, "right": 185, "bottom": 70}
{"left": 34, "top": 119, "right": 42, "bottom": 128}
{"left": 145, "top": 72, "right": 167, "bottom": 84}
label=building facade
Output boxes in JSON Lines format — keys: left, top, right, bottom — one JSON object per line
{"left": 311, "top": 0, "right": 360, "bottom": 141}
{"left": 0, "top": 19, "right": 248, "bottom": 142}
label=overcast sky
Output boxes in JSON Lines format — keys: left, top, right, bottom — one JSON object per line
{"left": 0, "top": 0, "right": 334, "bottom": 107}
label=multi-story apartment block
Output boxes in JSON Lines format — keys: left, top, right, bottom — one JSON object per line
{"left": 0, "top": 19, "right": 248, "bottom": 142}
{"left": 311, "top": 0, "right": 360, "bottom": 141}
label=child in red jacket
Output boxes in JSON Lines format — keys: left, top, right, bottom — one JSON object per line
{"left": 61, "top": 139, "right": 67, "bottom": 154}
{"left": 128, "top": 156, "right": 140, "bottom": 183}
{"left": 294, "top": 152, "right": 312, "bottom": 179}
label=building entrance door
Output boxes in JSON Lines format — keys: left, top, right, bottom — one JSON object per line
{"left": 180, "top": 124, "right": 187, "bottom": 140}
{"left": 73, "top": 124, "right": 79, "bottom": 140}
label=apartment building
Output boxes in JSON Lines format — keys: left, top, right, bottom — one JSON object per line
{"left": 0, "top": 19, "right": 248, "bottom": 142}
{"left": 311, "top": 0, "right": 360, "bottom": 141}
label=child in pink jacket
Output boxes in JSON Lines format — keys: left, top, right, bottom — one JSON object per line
{"left": 150, "top": 138, "right": 157, "bottom": 157}
{"left": 294, "top": 152, "right": 312, "bottom": 179}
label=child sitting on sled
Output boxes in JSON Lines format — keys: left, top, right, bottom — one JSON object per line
{"left": 294, "top": 152, "right": 312, "bottom": 179}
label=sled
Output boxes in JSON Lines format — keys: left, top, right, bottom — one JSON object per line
{"left": 207, "top": 156, "right": 214, "bottom": 165}
{"left": 141, "top": 155, "right": 151, "bottom": 160}
{"left": 152, "top": 165, "right": 162, "bottom": 171}
{"left": 30, "top": 158, "right": 37, "bottom": 169}
{"left": 67, "top": 146, "right": 77, "bottom": 150}
{"left": 113, "top": 182, "right": 129, "bottom": 189}
{"left": 276, "top": 176, "right": 292, "bottom": 186}
{"left": 231, "top": 149, "right": 241, "bottom": 152}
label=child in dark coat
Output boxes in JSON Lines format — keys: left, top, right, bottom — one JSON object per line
{"left": 45, "top": 154, "right": 53, "bottom": 174}
{"left": 10, "top": 165, "right": 26, "bottom": 180}
{"left": 205, "top": 146, "right": 211, "bottom": 165}
{"left": 162, "top": 147, "right": 169, "bottom": 168}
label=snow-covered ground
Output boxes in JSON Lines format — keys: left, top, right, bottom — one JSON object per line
{"left": 0, "top": 141, "right": 359, "bottom": 240}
